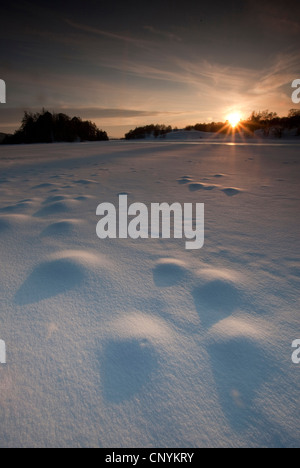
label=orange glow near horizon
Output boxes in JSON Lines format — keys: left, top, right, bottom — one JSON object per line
{"left": 227, "top": 112, "right": 242, "bottom": 128}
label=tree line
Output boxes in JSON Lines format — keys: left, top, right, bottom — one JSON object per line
{"left": 186, "top": 110, "right": 300, "bottom": 137}
{"left": 125, "top": 124, "right": 172, "bottom": 140}
{"left": 2, "top": 109, "right": 300, "bottom": 144}
{"left": 125, "top": 110, "right": 300, "bottom": 139}
{"left": 2, "top": 110, "right": 109, "bottom": 144}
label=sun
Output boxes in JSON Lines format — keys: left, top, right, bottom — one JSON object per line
{"left": 227, "top": 112, "right": 241, "bottom": 128}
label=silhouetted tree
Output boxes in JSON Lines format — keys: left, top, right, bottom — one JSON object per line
{"left": 125, "top": 124, "right": 172, "bottom": 140}
{"left": 2, "top": 109, "right": 109, "bottom": 144}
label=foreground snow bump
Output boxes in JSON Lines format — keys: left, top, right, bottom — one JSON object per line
{"left": 153, "top": 258, "right": 189, "bottom": 287}
{"left": 0, "top": 141, "right": 299, "bottom": 447}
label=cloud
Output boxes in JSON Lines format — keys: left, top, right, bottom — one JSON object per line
{"left": 0, "top": 106, "right": 184, "bottom": 128}
{"left": 253, "top": 1, "right": 300, "bottom": 36}
{"left": 65, "top": 19, "right": 153, "bottom": 50}
{"left": 51, "top": 107, "right": 184, "bottom": 119}
{"left": 250, "top": 53, "right": 300, "bottom": 96}
{"left": 144, "top": 26, "right": 182, "bottom": 42}
{"left": 100, "top": 49, "right": 299, "bottom": 108}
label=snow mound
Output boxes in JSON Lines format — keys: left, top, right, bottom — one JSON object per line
{"left": 207, "top": 335, "right": 274, "bottom": 430}
{"left": 74, "top": 195, "right": 95, "bottom": 201}
{"left": 111, "top": 312, "right": 175, "bottom": 345}
{"left": 189, "top": 182, "right": 217, "bottom": 191}
{"left": 42, "top": 195, "right": 68, "bottom": 205}
{"left": 41, "top": 219, "right": 82, "bottom": 237}
{"left": 0, "top": 201, "right": 35, "bottom": 214}
{"left": 193, "top": 269, "right": 244, "bottom": 328}
{"left": 0, "top": 214, "right": 31, "bottom": 231}
{"left": 222, "top": 188, "right": 242, "bottom": 197}
{"left": 15, "top": 250, "right": 104, "bottom": 305}
{"left": 15, "top": 257, "right": 85, "bottom": 305}
{"left": 153, "top": 258, "right": 189, "bottom": 287}
{"left": 177, "top": 175, "right": 193, "bottom": 185}
{"left": 74, "top": 179, "right": 97, "bottom": 185}
{"left": 50, "top": 249, "right": 106, "bottom": 268}
{"left": 34, "top": 200, "right": 78, "bottom": 217}
{"left": 99, "top": 312, "right": 175, "bottom": 402}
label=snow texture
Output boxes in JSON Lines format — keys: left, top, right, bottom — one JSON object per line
{"left": 0, "top": 139, "right": 299, "bottom": 448}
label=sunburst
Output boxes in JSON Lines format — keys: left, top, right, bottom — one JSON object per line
{"left": 227, "top": 112, "right": 241, "bottom": 129}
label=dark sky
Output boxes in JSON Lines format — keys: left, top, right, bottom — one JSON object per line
{"left": 0, "top": 0, "right": 299, "bottom": 137}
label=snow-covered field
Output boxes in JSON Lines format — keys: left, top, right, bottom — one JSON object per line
{"left": 0, "top": 140, "right": 299, "bottom": 448}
